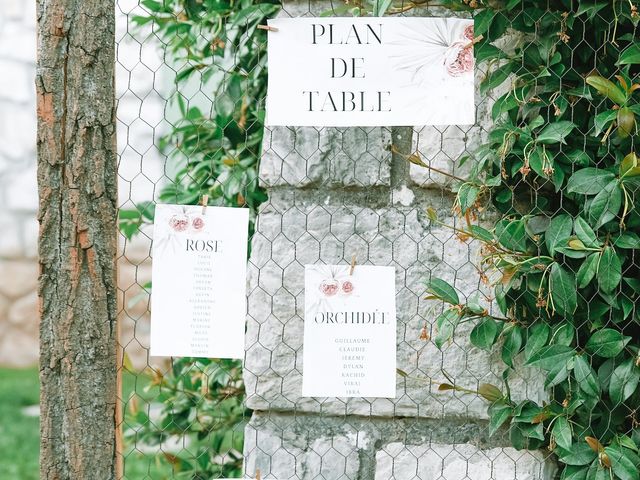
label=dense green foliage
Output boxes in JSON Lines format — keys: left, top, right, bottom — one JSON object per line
{"left": 122, "top": 0, "right": 640, "bottom": 478}
{"left": 126, "top": 359, "right": 245, "bottom": 478}
{"left": 121, "top": 1, "right": 278, "bottom": 478}
{"left": 420, "top": 1, "right": 640, "bottom": 478}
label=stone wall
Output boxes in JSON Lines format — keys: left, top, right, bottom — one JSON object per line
{"left": 0, "top": 0, "right": 167, "bottom": 369}
{"left": 242, "top": 2, "right": 556, "bottom": 478}
{"left": 0, "top": 1, "right": 39, "bottom": 368}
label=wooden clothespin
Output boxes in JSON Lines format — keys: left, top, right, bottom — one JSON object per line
{"left": 349, "top": 255, "right": 357, "bottom": 276}
{"left": 255, "top": 469, "right": 261, "bottom": 480}
{"left": 464, "top": 34, "right": 484, "bottom": 50}
{"left": 200, "top": 194, "right": 209, "bottom": 215}
{"left": 257, "top": 24, "right": 278, "bottom": 32}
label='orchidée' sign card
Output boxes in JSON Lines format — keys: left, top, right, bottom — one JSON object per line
{"left": 302, "top": 265, "right": 397, "bottom": 398}
{"left": 150, "top": 204, "right": 249, "bottom": 359}
{"left": 266, "top": 17, "right": 475, "bottom": 127}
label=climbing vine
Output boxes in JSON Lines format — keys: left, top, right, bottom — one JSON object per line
{"left": 414, "top": 1, "right": 640, "bottom": 478}
{"left": 121, "top": 0, "right": 278, "bottom": 478}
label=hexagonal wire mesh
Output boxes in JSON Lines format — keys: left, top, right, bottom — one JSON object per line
{"left": 115, "top": 1, "right": 640, "bottom": 479}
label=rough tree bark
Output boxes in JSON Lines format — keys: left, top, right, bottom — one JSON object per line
{"left": 36, "top": 0, "right": 118, "bottom": 478}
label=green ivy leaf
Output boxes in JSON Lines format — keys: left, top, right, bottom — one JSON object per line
{"left": 553, "top": 416, "right": 573, "bottom": 451}
{"left": 474, "top": 8, "right": 495, "bottom": 37}
{"left": 434, "top": 309, "right": 461, "bottom": 349}
{"left": 618, "top": 43, "right": 640, "bottom": 65}
{"left": 587, "top": 463, "right": 611, "bottom": 480}
{"left": 558, "top": 442, "right": 598, "bottom": 466}
{"left": 545, "top": 362, "right": 570, "bottom": 388}
{"left": 470, "top": 317, "right": 501, "bottom": 351}
{"left": 586, "top": 75, "right": 627, "bottom": 105}
{"left": 457, "top": 183, "right": 480, "bottom": 215}
{"left": 597, "top": 247, "right": 622, "bottom": 293}
{"left": 526, "top": 344, "right": 576, "bottom": 370}
{"left": 604, "top": 445, "right": 640, "bottom": 480}
{"left": 573, "top": 355, "right": 600, "bottom": 398}
{"left": 492, "top": 91, "right": 519, "bottom": 119}
{"left": 481, "top": 63, "right": 514, "bottom": 95}
{"left": 550, "top": 264, "right": 578, "bottom": 316}
{"left": 577, "top": 253, "right": 599, "bottom": 289}
{"left": 560, "top": 465, "right": 589, "bottom": 480}
{"left": 470, "top": 225, "right": 496, "bottom": 243}
{"left": 496, "top": 219, "right": 529, "bottom": 252}
{"left": 585, "top": 328, "right": 631, "bottom": 358}
{"left": 609, "top": 358, "right": 640, "bottom": 404}
{"left": 537, "top": 121, "right": 576, "bottom": 144}
{"left": 552, "top": 323, "right": 575, "bottom": 346}
{"left": 477, "top": 42, "right": 504, "bottom": 64}
{"left": 501, "top": 324, "right": 523, "bottom": 368}
{"left": 488, "top": 401, "right": 513, "bottom": 436}
{"left": 524, "top": 323, "right": 550, "bottom": 361}
{"left": 588, "top": 179, "right": 622, "bottom": 229}
{"left": 614, "top": 232, "right": 640, "bottom": 249}
{"left": 593, "top": 110, "right": 617, "bottom": 136}
{"left": 566, "top": 168, "right": 616, "bottom": 195}
{"left": 574, "top": 216, "right": 600, "bottom": 248}
{"left": 546, "top": 214, "right": 573, "bottom": 255}
{"left": 426, "top": 278, "right": 459, "bottom": 305}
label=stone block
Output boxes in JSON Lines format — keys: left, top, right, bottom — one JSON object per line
{"left": 0, "top": 101, "right": 36, "bottom": 160}
{"left": 7, "top": 290, "right": 38, "bottom": 332}
{"left": 0, "top": 259, "right": 38, "bottom": 298}
{"left": 375, "top": 442, "right": 556, "bottom": 480}
{"left": 0, "top": 59, "right": 34, "bottom": 103}
{"left": 244, "top": 412, "right": 556, "bottom": 480}
{"left": 0, "top": 214, "right": 23, "bottom": 257}
{"left": 5, "top": 164, "right": 38, "bottom": 211}
{"left": 0, "top": 23, "right": 36, "bottom": 62}
{"left": 244, "top": 191, "right": 546, "bottom": 418}
{"left": 260, "top": 127, "right": 392, "bottom": 188}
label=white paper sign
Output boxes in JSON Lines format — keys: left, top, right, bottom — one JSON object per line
{"left": 150, "top": 204, "right": 249, "bottom": 358}
{"left": 302, "top": 265, "right": 397, "bottom": 398}
{"left": 266, "top": 17, "right": 475, "bottom": 127}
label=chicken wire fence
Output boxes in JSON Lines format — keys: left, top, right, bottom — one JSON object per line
{"left": 114, "top": 1, "right": 640, "bottom": 479}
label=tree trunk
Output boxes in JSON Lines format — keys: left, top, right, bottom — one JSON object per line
{"left": 36, "top": 0, "right": 118, "bottom": 478}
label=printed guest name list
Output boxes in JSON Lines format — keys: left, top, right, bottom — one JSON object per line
{"left": 150, "top": 204, "right": 249, "bottom": 359}
{"left": 302, "top": 265, "right": 397, "bottom": 398}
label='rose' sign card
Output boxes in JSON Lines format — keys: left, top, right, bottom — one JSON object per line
{"left": 266, "top": 17, "right": 475, "bottom": 127}
{"left": 150, "top": 204, "right": 249, "bottom": 359}
{"left": 302, "top": 265, "right": 397, "bottom": 398}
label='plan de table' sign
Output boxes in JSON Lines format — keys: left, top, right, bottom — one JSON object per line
{"left": 265, "top": 17, "right": 475, "bottom": 127}
{"left": 302, "top": 265, "right": 397, "bottom": 398}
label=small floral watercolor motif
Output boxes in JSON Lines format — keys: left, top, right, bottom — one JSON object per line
{"left": 191, "top": 216, "right": 205, "bottom": 231}
{"left": 317, "top": 270, "right": 355, "bottom": 298}
{"left": 319, "top": 278, "right": 340, "bottom": 297}
{"left": 307, "top": 265, "right": 357, "bottom": 320}
{"left": 341, "top": 279, "right": 354, "bottom": 295}
{"left": 168, "top": 212, "right": 206, "bottom": 233}
{"left": 445, "top": 41, "right": 474, "bottom": 77}
{"left": 387, "top": 18, "right": 475, "bottom": 81}
{"left": 169, "top": 213, "right": 190, "bottom": 232}
{"left": 155, "top": 205, "right": 208, "bottom": 256}
{"left": 444, "top": 24, "right": 474, "bottom": 77}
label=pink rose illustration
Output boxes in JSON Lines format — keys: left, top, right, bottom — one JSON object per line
{"left": 341, "top": 280, "right": 354, "bottom": 295}
{"left": 463, "top": 24, "right": 474, "bottom": 41}
{"left": 191, "top": 216, "right": 205, "bottom": 231}
{"left": 169, "top": 214, "right": 190, "bottom": 232}
{"left": 319, "top": 279, "right": 339, "bottom": 297}
{"left": 446, "top": 43, "right": 474, "bottom": 77}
